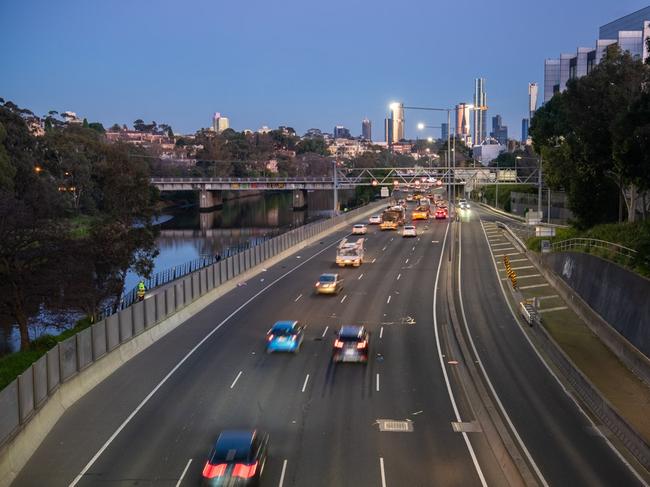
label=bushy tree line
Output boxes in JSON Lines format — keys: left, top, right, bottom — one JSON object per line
{"left": 0, "top": 100, "right": 158, "bottom": 351}
{"left": 530, "top": 44, "right": 650, "bottom": 228}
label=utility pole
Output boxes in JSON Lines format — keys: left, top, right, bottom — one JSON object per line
{"left": 333, "top": 158, "right": 339, "bottom": 216}
{"left": 538, "top": 156, "right": 542, "bottom": 218}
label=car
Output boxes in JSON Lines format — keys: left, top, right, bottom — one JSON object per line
{"left": 352, "top": 223, "right": 367, "bottom": 235}
{"left": 333, "top": 325, "right": 370, "bottom": 363}
{"left": 202, "top": 430, "right": 269, "bottom": 486}
{"left": 368, "top": 215, "right": 382, "bottom": 225}
{"left": 315, "top": 273, "right": 343, "bottom": 295}
{"left": 434, "top": 208, "right": 448, "bottom": 219}
{"left": 266, "top": 320, "right": 304, "bottom": 353}
{"left": 458, "top": 198, "right": 470, "bottom": 210}
{"left": 402, "top": 225, "right": 417, "bottom": 237}
{"left": 406, "top": 194, "right": 414, "bottom": 202}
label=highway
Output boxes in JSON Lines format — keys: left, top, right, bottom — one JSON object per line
{"left": 13, "top": 202, "right": 643, "bottom": 486}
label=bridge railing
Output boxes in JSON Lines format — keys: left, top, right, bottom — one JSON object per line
{"left": 551, "top": 238, "right": 638, "bottom": 265}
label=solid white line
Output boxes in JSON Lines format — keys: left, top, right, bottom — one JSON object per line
{"left": 539, "top": 306, "right": 568, "bottom": 313}
{"left": 512, "top": 274, "right": 542, "bottom": 279}
{"left": 460, "top": 223, "right": 547, "bottom": 486}
{"left": 492, "top": 242, "right": 514, "bottom": 247}
{"left": 519, "top": 283, "right": 550, "bottom": 290}
{"left": 380, "top": 457, "right": 387, "bottom": 487}
{"left": 302, "top": 374, "right": 310, "bottom": 392}
{"left": 376, "top": 373, "right": 380, "bottom": 392}
{"left": 478, "top": 219, "right": 646, "bottom": 485}
{"left": 510, "top": 265, "right": 535, "bottom": 270}
{"left": 68, "top": 233, "right": 349, "bottom": 487}
{"left": 294, "top": 293, "right": 303, "bottom": 302}
{"left": 405, "top": 258, "right": 409, "bottom": 264}
{"left": 396, "top": 273, "right": 401, "bottom": 280}
{"left": 538, "top": 295, "right": 559, "bottom": 301}
{"left": 341, "top": 294, "right": 347, "bottom": 303}
{"left": 321, "top": 325, "right": 329, "bottom": 338}
{"left": 175, "top": 458, "right": 192, "bottom": 487}
{"left": 386, "top": 295, "right": 391, "bottom": 304}
{"left": 358, "top": 273, "right": 364, "bottom": 280}
{"left": 497, "top": 258, "right": 528, "bottom": 263}
{"left": 380, "top": 326, "right": 384, "bottom": 339}
{"left": 493, "top": 252, "right": 521, "bottom": 257}
{"left": 230, "top": 371, "right": 243, "bottom": 389}
{"left": 278, "top": 459, "right": 288, "bottom": 487}
{"left": 492, "top": 247, "right": 516, "bottom": 252}
{"left": 432, "top": 222, "right": 487, "bottom": 486}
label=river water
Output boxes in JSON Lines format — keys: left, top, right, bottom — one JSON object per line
{"left": 0, "top": 190, "right": 340, "bottom": 355}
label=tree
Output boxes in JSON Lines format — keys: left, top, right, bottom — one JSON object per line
{"left": 296, "top": 137, "right": 328, "bottom": 156}
{"left": 109, "top": 123, "right": 121, "bottom": 132}
{"left": 133, "top": 119, "right": 146, "bottom": 132}
{"left": 0, "top": 123, "right": 16, "bottom": 191}
{"left": 88, "top": 122, "right": 105, "bottom": 133}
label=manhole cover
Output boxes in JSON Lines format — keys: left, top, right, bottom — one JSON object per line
{"left": 377, "top": 419, "right": 414, "bottom": 432}
{"left": 451, "top": 421, "right": 482, "bottom": 433}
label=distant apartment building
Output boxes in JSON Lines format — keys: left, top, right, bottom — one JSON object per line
{"left": 490, "top": 115, "right": 508, "bottom": 146}
{"left": 361, "top": 118, "right": 372, "bottom": 141}
{"left": 472, "top": 78, "right": 487, "bottom": 145}
{"left": 543, "top": 7, "right": 650, "bottom": 103}
{"left": 522, "top": 82, "right": 538, "bottom": 143}
{"left": 333, "top": 125, "right": 352, "bottom": 139}
{"left": 212, "top": 112, "right": 230, "bottom": 133}
{"left": 385, "top": 103, "right": 405, "bottom": 145}
{"left": 473, "top": 139, "right": 506, "bottom": 165}
{"left": 441, "top": 122, "right": 449, "bottom": 141}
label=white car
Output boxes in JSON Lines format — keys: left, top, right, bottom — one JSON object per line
{"left": 402, "top": 225, "right": 417, "bottom": 238}
{"left": 369, "top": 215, "right": 381, "bottom": 225}
{"left": 352, "top": 224, "right": 367, "bottom": 235}
{"left": 458, "top": 199, "right": 470, "bottom": 210}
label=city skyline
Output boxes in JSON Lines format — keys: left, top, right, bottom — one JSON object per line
{"left": 0, "top": 0, "right": 645, "bottom": 138}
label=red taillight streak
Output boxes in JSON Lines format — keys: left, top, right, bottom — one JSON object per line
{"left": 267, "top": 335, "right": 273, "bottom": 341}
{"left": 357, "top": 340, "right": 367, "bottom": 349}
{"left": 315, "top": 282, "right": 320, "bottom": 287}
{"left": 334, "top": 339, "right": 344, "bottom": 348}
{"left": 202, "top": 462, "right": 227, "bottom": 478}
{"left": 233, "top": 462, "right": 258, "bottom": 478}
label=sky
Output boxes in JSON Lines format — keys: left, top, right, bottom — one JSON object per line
{"left": 0, "top": 0, "right": 647, "bottom": 140}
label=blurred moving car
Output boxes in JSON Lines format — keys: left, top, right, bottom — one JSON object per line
{"left": 315, "top": 273, "right": 343, "bottom": 295}
{"left": 434, "top": 207, "right": 448, "bottom": 219}
{"left": 202, "top": 430, "right": 269, "bottom": 486}
{"left": 402, "top": 225, "right": 417, "bottom": 237}
{"left": 406, "top": 194, "right": 414, "bottom": 202}
{"left": 368, "top": 215, "right": 382, "bottom": 225}
{"left": 458, "top": 198, "right": 470, "bottom": 210}
{"left": 352, "top": 223, "right": 367, "bottom": 235}
{"left": 266, "top": 320, "right": 304, "bottom": 353}
{"left": 333, "top": 325, "right": 370, "bottom": 363}
{"left": 411, "top": 206, "right": 429, "bottom": 220}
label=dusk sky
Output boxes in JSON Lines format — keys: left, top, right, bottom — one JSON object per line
{"left": 1, "top": 0, "right": 646, "bottom": 139}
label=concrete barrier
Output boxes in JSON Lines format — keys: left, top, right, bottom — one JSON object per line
{"left": 220, "top": 260, "right": 227, "bottom": 283}
{"left": 46, "top": 347, "right": 59, "bottom": 394}
{"left": 17, "top": 372, "right": 34, "bottom": 423}
{"left": 106, "top": 315, "right": 119, "bottom": 352}
{"left": 144, "top": 298, "right": 156, "bottom": 328}
{"left": 118, "top": 308, "right": 133, "bottom": 343}
{"left": 91, "top": 321, "right": 107, "bottom": 360}
{"left": 32, "top": 356, "right": 47, "bottom": 408}
{"left": 192, "top": 273, "right": 201, "bottom": 299}
{"left": 76, "top": 328, "right": 92, "bottom": 371}
{"left": 227, "top": 257, "right": 234, "bottom": 280}
{"left": 201, "top": 268, "right": 209, "bottom": 294}
{"left": 0, "top": 382, "right": 19, "bottom": 447}
{"left": 58, "top": 337, "right": 77, "bottom": 382}
{"left": 184, "top": 276, "right": 193, "bottom": 304}
{"left": 132, "top": 301, "right": 145, "bottom": 336}
{"left": 165, "top": 287, "right": 175, "bottom": 317}
{"left": 175, "top": 282, "right": 185, "bottom": 309}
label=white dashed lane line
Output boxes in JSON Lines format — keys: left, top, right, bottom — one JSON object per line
{"left": 294, "top": 294, "right": 303, "bottom": 302}
{"left": 230, "top": 371, "right": 243, "bottom": 389}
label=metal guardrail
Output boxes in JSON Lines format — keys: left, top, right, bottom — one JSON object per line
{"left": 551, "top": 238, "right": 637, "bottom": 262}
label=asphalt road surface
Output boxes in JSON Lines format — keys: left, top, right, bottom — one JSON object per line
{"left": 13, "top": 204, "right": 642, "bottom": 486}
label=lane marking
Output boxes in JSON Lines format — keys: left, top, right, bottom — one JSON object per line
{"left": 386, "top": 295, "right": 391, "bottom": 304}
{"left": 412, "top": 246, "right": 416, "bottom": 251}
{"left": 380, "top": 326, "right": 384, "bottom": 339}
{"left": 510, "top": 265, "right": 535, "bottom": 270}
{"left": 493, "top": 252, "right": 521, "bottom": 257}
{"left": 538, "top": 295, "right": 559, "bottom": 300}
{"left": 372, "top": 258, "right": 377, "bottom": 263}
{"left": 341, "top": 294, "right": 348, "bottom": 303}
{"left": 321, "top": 325, "right": 329, "bottom": 338}
{"left": 67, "top": 231, "right": 353, "bottom": 487}
{"left": 175, "top": 458, "right": 192, "bottom": 487}
{"left": 507, "top": 274, "right": 542, "bottom": 280}
{"left": 492, "top": 247, "right": 516, "bottom": 252}
{"left": 380, "top": 457, "right": 387, "bottom": 487}
{"left": 301, "top": 374, "right": 310, "bottom": 392}
{"left": 376, "top": 373, "right": 380, "bottom": 392}
{"left": 230, "top": 371, "right": 243, "bottom": 389}
{"left": 396, "top": 273, "right": 401, "bottom": 281}
{"left": 519, "top": 283, "right": 550, "bottom": 290}
{"left": 497, "top": 258, "right": 528, "bottom": 264}
{"left": 405, "top": 258, "right": 409, "bottom": 264}
{"left": 278, "top": 459, "right": 288, "bottom": 487}
{"left": 382, "top": 246, "right": 387, "bottom": 251}
{"left": 432, "top": 223, "right": 487, "bottom": 486}
{"left": 460, "top": 223, "right": 547, "bottom": 486}
{"left": 358, "top": 273, "right": 364, "bottom": 280}
{"left": 492, "top": 242, "right": 515, "bottom": 247}
{"left": 294, "top": 293, "right": 303, "bottom": 302}
{"left": 539, "top": 306, "right": 569, "bottom": 313}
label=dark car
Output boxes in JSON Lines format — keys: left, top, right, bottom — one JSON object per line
{"left": 332, "top": 325, "right": 370, "bottom": 363}
{"left": 202, "top": 430, "right": 269, "bottom": 486}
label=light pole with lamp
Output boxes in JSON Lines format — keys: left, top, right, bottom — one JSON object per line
{"left": 515, "top": 154, "right": 544, "bottom": 221}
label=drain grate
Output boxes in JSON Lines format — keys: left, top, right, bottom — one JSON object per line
{"left": 377, "top": 419, "right": 414, "bottom": 432}
{"left": 451, "top": 421, "right": 482, "bottom": 433}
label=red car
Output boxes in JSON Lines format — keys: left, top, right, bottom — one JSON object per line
{"left": 434, "top": 207, "right": 448, "bottom": 219}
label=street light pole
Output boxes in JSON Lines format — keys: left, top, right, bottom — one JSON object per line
{"left": 538, "top": 156, "right": 543, "bottom": 218}
{"left": 333, "top": 158, "right": 338, "bottom": 216}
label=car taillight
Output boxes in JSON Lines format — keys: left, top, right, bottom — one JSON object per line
{"left": 291, "top": 335, "right": 297, "bottom": 341}
{"left": 233, "top": 462, "right": 258, "bottom": 479}
{"left": 202, "top": 462, "right": 227, "bottom": 478}
{"left": 315, "top": 282, "right": 320, "bottom": 287}
{"left": 267, "top": 335, "right": 274, "bottom": 341}
{"left": 334, "top": 339, "right": 344, "bottom": 348}
{"left": 357, "top": 340, "right": 367, "bottom": 349}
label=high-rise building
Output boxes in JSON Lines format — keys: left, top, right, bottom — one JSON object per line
{"left": 455, "top": 103, "right": 471, "bottom": 144}
{"left": 521, "top": 118, "right": 530, "bottom": 143}
{"left": 472, "top": 78, "right": 487, "bottom": 145}
{"left": 212, "top": 112, "right": 230, "bottom": 133}
{"left": 490, "top": 114, "right": 508, "bottom": 146}
{"left": 543, "top": 7, "right": 650, "bottom": 103}
{"left": 333, "top": 125, "right": 352, "bottom": 139}
{"left": 385, "top": 103, "right": 405, "bottom": 145}
{"left": 441, "top": 122, "right": 449, "bottom": 142}
{"left": 528, "top": 82, "right": 538, "bottom": 119}
{"left": 362, "top": 118, "right": 372, "bottom": 141}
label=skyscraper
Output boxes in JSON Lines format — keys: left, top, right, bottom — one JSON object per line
{"left": 455, "top": 103, "right": 471, "bottom": 144}
{"left": 472, "top": 78, "right": 487, "bottom": 145}
{"left": 212, "top": 112, "right": 229, "bottom": 133}
{"left": 522, "top": 118, "right": 530, "bottom": 143}
{"left": 385, "top": 103, "right": 405, "bottom": 145}
{"left": 441, "top": 122, "right": 449, "bottom": 142}
{"left": 362, "top": 118, "right": 372, "bottom": 141}
{"left": 490, "top": 115, "right": 508, "bottom": 146}
{"left": 333, "top": 125, "right": 351, "bottom": 139}
{"left": 528, "top": 82, "right": 538, "bottom": 119}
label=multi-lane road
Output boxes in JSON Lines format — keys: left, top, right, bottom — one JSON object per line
{"left": 13, "top": 202, "right": 643, "bottom": 486}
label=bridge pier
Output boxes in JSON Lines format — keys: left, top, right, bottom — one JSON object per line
{"left": 199, "top": 190, "right": 223, "bottom": 211}
{"left": 292, "top": 189, "right": 308, "bottom": 210}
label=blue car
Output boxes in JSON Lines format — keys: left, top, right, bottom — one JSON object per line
{"left": 266, "top": 321, "right": 304, "bottom": 353}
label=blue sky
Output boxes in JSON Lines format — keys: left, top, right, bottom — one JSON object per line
{"left": 0, "top": 0, "right": 646, "bottom": 139}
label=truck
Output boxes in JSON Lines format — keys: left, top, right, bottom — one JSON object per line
{"left": 336, "top": 238, "right": 365, "bottom": 267}
{"left": 379, "top": 206, "right": 405, "bottom": 230}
